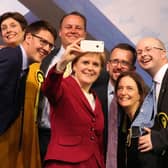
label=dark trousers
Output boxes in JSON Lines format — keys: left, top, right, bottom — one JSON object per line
{"left": 38, "top": 127, "right": 51, "bottom": 165}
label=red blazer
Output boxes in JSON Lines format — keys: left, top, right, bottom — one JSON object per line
{"left": 42, "top": 66, "right": 105, "bottom": 166}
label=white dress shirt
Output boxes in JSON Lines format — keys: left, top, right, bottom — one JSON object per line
{"left": 153, "top": 63, "right": 168, "bottom": 104}
{"left": 40, "top": 46, "right": 65, "bottom": 128}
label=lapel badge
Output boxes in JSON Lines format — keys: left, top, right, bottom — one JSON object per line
{"left": 158, "top": 112, "right": 168, "bottom": 128}
{"left": 36, "top": 70, "right": 44, "bottom": 84}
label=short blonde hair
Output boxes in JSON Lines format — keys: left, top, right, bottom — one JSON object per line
{"left": 72, "top": 52, "right": 106, "bottom": 68}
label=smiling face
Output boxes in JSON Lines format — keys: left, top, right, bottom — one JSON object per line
{"left": 136, "top": 38, "right": 167, "bottom": 77}
{"left": 72, "top": 53, "right": 102, "bottom": 91}
{"left": 59, "top": 14, "right": 86, "bottom": 48}
{"left": 24, "top": 29, "right": 55, "bottom": 63}
{"left": 116, "top": 76, "right": 140, "bottom": 119}
{"left": 106, "top": 48, "right": 134, "bottom": 84}
{"left": 1, "top": 17, "right": 25, "bottom": 46}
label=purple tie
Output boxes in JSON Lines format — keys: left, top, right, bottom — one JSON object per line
{"left": 106, "top": 96, "right": 118, "bottom": 168}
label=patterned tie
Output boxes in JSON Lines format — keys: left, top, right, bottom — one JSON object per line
{"left": 106, "top": 96, "right": 118, "bottom": 168}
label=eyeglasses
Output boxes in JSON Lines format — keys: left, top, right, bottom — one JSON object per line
{"left": 31, "top": 34, "right": 55, "bottom": 51}
{"left": 109, "top": 59, "right": 131, "bottom": 68}
{"left": 136, "top": 46, "right": 165, "bottom": 56}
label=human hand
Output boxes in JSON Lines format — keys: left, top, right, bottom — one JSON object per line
{"left": 138, "top": 127, "right": 153, "bottom": 152}
{"left": 62, "top": 38, "right": 85, "bottom": 62}
{"left": 56, "top": 38, "right": 84, "bottom": 72}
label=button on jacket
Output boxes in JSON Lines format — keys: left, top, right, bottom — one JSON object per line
{"left": 42, "top": 66, "right": 105, "bottom": 167}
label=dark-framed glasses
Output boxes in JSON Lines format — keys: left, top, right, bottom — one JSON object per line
{"left": 137, "top": 46, "right": 166, "bottom": 56}
{"left": 31, "top": 34, "right": 55, "bottom": 51}
{"left": 109, "top": 59, "right": 131, "bottom": 68}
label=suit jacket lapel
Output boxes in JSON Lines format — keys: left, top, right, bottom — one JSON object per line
{"left": 66, "top": 76, "right": 96, "bottom": 115}
{"left": 158, "top": 68, "right": 168, "bottom": 110}
{"left": 40, "top": 48, "right": 60, "bottom": 75}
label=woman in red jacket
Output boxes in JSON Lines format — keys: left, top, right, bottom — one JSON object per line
{"left": 42, "top": 39, "right": 106, "bottom": 168}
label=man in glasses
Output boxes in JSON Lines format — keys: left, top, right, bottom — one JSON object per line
{"left": 136, "top": 37, "right": 168, "bottom": 168}
{"left": 0, "top": 20, "right": 57, "bottom": 168}
{"left": 93, "top": 43, "right": 137, "bottom": 168}
{"left": 31, "top": 33, "right": 55, "bottom": 51}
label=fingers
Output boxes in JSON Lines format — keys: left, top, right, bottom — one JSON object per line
{"left": 63, "top": 38, "right": 86, "bottom": 62}
{"left": 138, "top": 128, "right": 153, "bottom": 152}
{"left": 143, "top": 127, "right": 151, "bottom": 133}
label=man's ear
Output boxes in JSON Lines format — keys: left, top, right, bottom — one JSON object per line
{"left": 24, "top": 33, "right": 32, "bottom": 44}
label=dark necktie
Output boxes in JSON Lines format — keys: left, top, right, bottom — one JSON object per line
{"left": 19, "top": 69, "right": 29, "bottom": 109}
{"left": 106, "top": 96, "right": 118, "bottom": 168}
{"left": 18, "top": 68, "right": 29, "bottom": 149}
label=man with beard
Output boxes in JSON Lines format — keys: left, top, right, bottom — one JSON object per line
{"left": 93, "top": 43, "right": 137, "bottom": 168}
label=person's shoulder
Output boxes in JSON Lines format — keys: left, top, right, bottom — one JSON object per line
{"left": 93, "top": 68, "right": 109, "bottom": 88}
{"left": 0, "top": 46, "right": 22, "bottom": 66}
{"left": 0, "top": 46, "right": 21, "bottom": 54}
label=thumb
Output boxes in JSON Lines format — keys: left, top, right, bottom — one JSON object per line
{"left": 143, "top": 127, "right": 151, "bottom": 133}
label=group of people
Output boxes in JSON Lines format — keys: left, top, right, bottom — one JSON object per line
{"left": 0, "top": 10, "right": 167, "bottom": 168}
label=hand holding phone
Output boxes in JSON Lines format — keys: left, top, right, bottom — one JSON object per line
{"left": 80, "top": 40, "right": 104, "bottom": 52}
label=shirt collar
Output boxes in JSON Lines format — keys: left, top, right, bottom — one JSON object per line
{"left": 153, "top": 63, "right": 168, "bottom": 84}
{"left": 108, "top": 80, "right": 114, "bottom": 95}
{"left": 56, "top": 45, "right": 65, "bottom": 59}
{"left": 19, "top": 44, "right": 29, "bottom": 71}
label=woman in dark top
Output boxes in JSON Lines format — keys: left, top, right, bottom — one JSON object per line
{"left": 115, "top": 71, "right": 158, "bottom": 168}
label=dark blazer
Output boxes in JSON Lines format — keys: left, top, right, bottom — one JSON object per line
{"left": 151, "top": 68, "right": 168, "bottom": 167}
{"left": 42, "top": 67, "right": 105, "bottom": 167}
{"left": 126, "top": 109, "right": 158, "bottom": 168}
{"left": 0, "top": 46, "right": 23, "bottom": 134}
{"left": 92, "top": 69, "right": 126, "bottom": 168}
{"left": 92, "top": 69, "right": 109, "bottom": 154}
{"left": 40, "top": 48, "right": 60, "bottom": 74}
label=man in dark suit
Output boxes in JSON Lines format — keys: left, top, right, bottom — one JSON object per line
{"left": 92, "top": 43, "right": 137, "bottom": 168}
{"left": 38, "top": 11, "right": 87, "bottom": 162}
{"left": 0, "top": 20, "right": 57, "bottom": 168}
{"left": 136, "top": 37, "right": 168, "bottom": 168}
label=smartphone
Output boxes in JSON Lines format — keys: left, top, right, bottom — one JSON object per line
{"left": 80, "top": 40, "right": 104, "bottom": 52}
{"left": 131, "top": 126, "right": 147, "bottom": 138}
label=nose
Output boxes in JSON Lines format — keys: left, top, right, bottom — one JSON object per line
{"left": 116, "top": 61, "right": 122, "bottom": 69}
{"left": 87, "top": 63, "right": 94, "bottom": 70}
{"left": 42, "top": 44, "right": 51, "bottom": 53}
{"left": 70, "top": 27, "right": 78, "bottom": 33}
{"left": 120, "top": 88, "right": 127, "bottom": 95}
{"left": 4, "top": 27, "right": 11, "bottom": 33}
{"left": 141, "top": 49, "right": 149, "bottom": 57}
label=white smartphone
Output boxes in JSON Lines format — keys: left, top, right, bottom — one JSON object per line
{"left": 80, "top": 40, "right": 104, "bottom": 52}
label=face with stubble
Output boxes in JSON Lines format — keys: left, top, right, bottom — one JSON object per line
{"left": 106, "top": 48, "right": 134, "bottom": 84}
